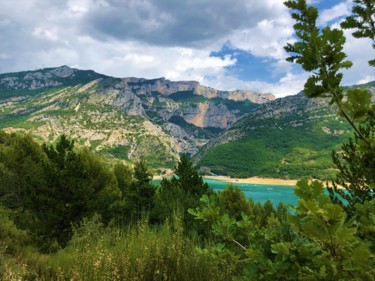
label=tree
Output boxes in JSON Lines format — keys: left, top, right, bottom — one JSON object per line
{"left": 114, "top": 162, "right": 133, "bottom": 194}
{"left": 32, "top": 135, "right": 120, "bottom": 247}
{"left": 0, "top": 132, "right": 52, "bottom": 238}
{"left": 154, "top": 155, "right": 212, "bottom": 229}
{"left": 189, "top": 1, "right": 375, "bottom": 279}
{"left": 173, "top": 154, "right": 211, "bottom": 197}
{"left": 122, "top": 159, "right": 155, "bottom": 220}
{"left": 284, "top": 0, "right": 375, "bottom": 216}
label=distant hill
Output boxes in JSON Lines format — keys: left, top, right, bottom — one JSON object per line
{"left": 194, "top": 83, "right": 375, "bottom": 180}
{"left": 0, "top": 66, "right": 273, "bottom": 169}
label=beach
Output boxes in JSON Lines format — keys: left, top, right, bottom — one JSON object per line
{"left": 153, "top": 174, "right": 341, "bottom": 189}
{"left": 203, "top": 175, "right": 298, "bottom": 186}
{"left": 153, "top": 174, "right": 298, "bottom": 186}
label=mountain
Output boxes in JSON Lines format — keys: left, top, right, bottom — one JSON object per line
{"left": 0, "top": 66, "right": 274, "bottom": 169}
{"left": 194, "top": 84, "right": 375, "bottom": 180}
{"left": 0, "top": 65, "right": 108, "bottom": 97}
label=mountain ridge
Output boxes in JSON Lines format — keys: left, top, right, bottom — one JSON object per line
{"left": 0, "top": 66, "right": 274, "bottom": 168}
{"left": 1, "top": 65, "right": 373, "bottom": 176}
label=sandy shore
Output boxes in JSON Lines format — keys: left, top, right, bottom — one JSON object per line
{"left": 153, "top": 175, "right": 297, "bottom": 186}
{"left": 153, "top": 175, "right": 298, "bottom": 186}
{"left": 154, "top": 174, "right": 345, "bottom": 189}
{"left": 203, "top": 175, "right": 298, "bottom": 186}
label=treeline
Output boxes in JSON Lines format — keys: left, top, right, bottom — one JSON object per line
{"left": 0, "top": 131, "right": 291, "bottom": 280}
{"left": 0, "top": 131, "right": 211, "bottom": 244}
{"left": 1, "top": 128, "right": 374, "bottom": 280}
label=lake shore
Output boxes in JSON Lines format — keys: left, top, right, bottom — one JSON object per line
{"left": 153, "top": 174, "right": 298, "bottom": 186}
{"left": 203, "top": 175, "right": 298, "bottom": 186}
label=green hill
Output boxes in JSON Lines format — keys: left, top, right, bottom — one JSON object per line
{"left": 194, "top": 92, "right": 361, "bottom": 180}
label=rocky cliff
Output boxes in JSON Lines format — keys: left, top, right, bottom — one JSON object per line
{"left": 0, "top": 66, "right": 274, "bottom": 167}
{"left": 0, "top": 65, "right": 107, "bottom": 92}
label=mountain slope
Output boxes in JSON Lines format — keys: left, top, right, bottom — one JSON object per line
{"left": 194, "top": 88, "right": 375, "bottom": 179}
{"left": 0, "top": 66, "right": 273, "bottom": 169}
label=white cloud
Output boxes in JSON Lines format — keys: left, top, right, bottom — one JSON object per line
{"left": 228, "top": 11, "right": 294, "bottom": 60}
{"left": 341, "top": 28, "right": 374, "bottom": 86}
{"left": 318, "top": 1, "right": 352, "bottom": 26}
{"left": 0, "top": 0, "right": 373, "bottom": 99}
{"left": 356, "top": 75, "right": 375, "bottom": 85}
{"left": 32, "top": 27, "right": 59, "bottom": 41}
{"left": 201, "top": 70, "right": 308, "bottom": 98}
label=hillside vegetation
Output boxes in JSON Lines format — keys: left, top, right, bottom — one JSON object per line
{"left": 195, "top": 90, "right": 373, "bottom": 179}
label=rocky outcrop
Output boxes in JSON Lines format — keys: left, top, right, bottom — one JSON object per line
{"left": 120, "top": 77, "right": 275, "bottom": 104}
{"left": 122, "top": 77, "right": 199, "bottom": 96}
{"left": 219, "top": 90, "right": 275, "bottom": 103}
{"left": 113, "top": 77, "right": 274, "bottom": 129}
{"left": 0, "top": 65, "right": 106, "bottom": 92}
{"left": 49, "top": 65, "right": 75, "bottom": 77}
{"left": 0, "top": 66, "right": 277, "bottom": 164}
{"left": 183, "top": 102, "right": 237, "bottom": 128}
{"left": 114, "top": 89, "right": 146, "bottom": 116}
{"left": 195, "top": 85, "right": 275, "bottom": 104}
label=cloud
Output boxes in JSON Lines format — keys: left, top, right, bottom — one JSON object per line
{"left": 341, "top": 29, "right": 374, "bottom": 86}
{"left": 318, "top": 1, "right": 351, "bottom": 26}
{"left": 200, "top": 68, "right": 309, "bottom": 98}
{"left": 0, "top": 0, "right": 373, "bottom": 99}
{"left": 32, "top": 27, "right": 59, "bottom": 41}
{"left": 83, "top": 0, "right": 288, "bottom": 48}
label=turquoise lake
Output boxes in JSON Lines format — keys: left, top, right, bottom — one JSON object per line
{"left": 153, "top": 178, "right": 298, "bottom": 206}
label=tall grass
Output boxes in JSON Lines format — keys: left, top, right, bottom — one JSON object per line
{"left": 18, "top": 215, "right": 234, "bottom": 281}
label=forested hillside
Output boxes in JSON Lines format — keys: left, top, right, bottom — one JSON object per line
{"left": 195, "top": 92, "right": 354, "bottom": 179}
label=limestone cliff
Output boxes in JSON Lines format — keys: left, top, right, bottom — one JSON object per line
{"left": 0, "top": 66, "right": 274, "bottom": 168}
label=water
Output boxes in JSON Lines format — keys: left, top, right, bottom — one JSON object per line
{"left": 153, "top": 178, "right": 298, "bottom": 206}
{"left": 204, "top": 179, "right": 298, "bottom": 206}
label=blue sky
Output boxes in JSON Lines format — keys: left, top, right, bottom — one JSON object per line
{"left": 210, "top": 43, "right": 283, "bottom": 83}
{"left": 0, "top": 0, "right": 373, "bottom": 97}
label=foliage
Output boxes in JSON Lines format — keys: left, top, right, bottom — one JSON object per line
{"left": 154, "top": 155, "right": 213, "bottom": 230}
{"left": 190, "top": 180, "right": 375, "bottom": 280}
{"left": 284, "top": 0, "right": 375, "bottom": 217}
{"left": 0, "top": 132, "right": 122, "bottom": 248}
{"left": 284, "top": 0, "right": 352, "bottom": 101}
{"left": 121, "top": 160, "right": 156, "bottom": 221}
{"left": 329, "top": 117, "right": 375, "bottom": 217}
{"left": 0, "top": 215, "right": 233, "bottom": 281}
{"left": 198, "top": 123, "right": 348, "bottom": 179}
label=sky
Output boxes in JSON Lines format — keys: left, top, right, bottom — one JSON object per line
{"left": 0, "top": 0, "right": 373, "bottom": 97}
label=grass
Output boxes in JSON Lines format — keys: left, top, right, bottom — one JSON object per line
{"left": 2, "top": 216, "right": 234, "bottom": 281}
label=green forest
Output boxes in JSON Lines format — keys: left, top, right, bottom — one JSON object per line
{"left": 1, "top": 0, "right": 375, "bottom": 280}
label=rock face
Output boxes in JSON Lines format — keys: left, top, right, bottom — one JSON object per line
{"left": 0, "top": 66, "right": 274, "bottom": 167}
{"left": 195, "top": 86, "right": 275, "bottom": 104}
{"left": 183, "top": 102, "right": 236, "bottom": 128}
{"left": 114, "top": 77, "right": 274, "bottom": 129}
{"left": 195, "top": 92, "right": 335, "bottom": 153}
{"left": 0, "top": 65, "right": 107, "bottom": 92}
{"left": 0, "top": 66, "right": 373, "bottom": 172}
